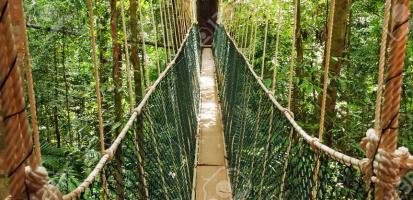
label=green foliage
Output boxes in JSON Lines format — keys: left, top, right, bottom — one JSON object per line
{"left": 223, "top": 0, "right": 413, "bottom": 157}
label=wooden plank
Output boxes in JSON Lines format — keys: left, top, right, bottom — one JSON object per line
{"left": 195, "top": 48, "right": 232, "bottom": 200}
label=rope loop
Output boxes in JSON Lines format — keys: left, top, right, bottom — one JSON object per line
{"left": 25, "top": 166, "right": 62, "bottom": 200}
{"left": 360, "top": 129, "right": 413, "bottom": 199}
{"left": 372, "top": 148, "right": 404, "bottom": 199}
{"left": 360, "top": 128, "right": 380, "bottom": 184}
{"left": 283, "top": 108, "right": 294, "bottom": 119}
{"left": 105, "top": 149, "right": 115, "bottom": 160}
{"left": 309, "top": 137, "right": 320, "bottom": 152}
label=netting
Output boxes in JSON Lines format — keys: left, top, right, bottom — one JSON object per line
{"left": 214, "top": 25, "right": 368, "bottom": 199}
{"left": 70, "top": 25, "right": 201, "bottom": 199}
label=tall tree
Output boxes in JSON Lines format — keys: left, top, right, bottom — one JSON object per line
{"left": 110, "top": 0, "right": 125, "bottom": 199}
{"left": 130, "top": 0, "right": 143, "bottom": 103}
{"left": 321, "top": 0, "right": 351, "bottom": 145}
{"left": 291, "top": 0, "right": 304, "bottom": 120}
{"left": 53, "top": 45, "right": 61, "bottom": 148}
{"left": 130, "top": 1, "right": 147, "bottom": 198}
{"left": 61, "top": 29, "right": 72, "bottom": 145}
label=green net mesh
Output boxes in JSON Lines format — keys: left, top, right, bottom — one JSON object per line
{"left": 77, "top": 26, "right": 201, "bottom": 199}
{"left": 214, "top": 25, "right": 368, "bottom": 199}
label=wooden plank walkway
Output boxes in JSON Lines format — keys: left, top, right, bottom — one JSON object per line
{"left": 194, "top": 48, "right": 232, "bottom": 200}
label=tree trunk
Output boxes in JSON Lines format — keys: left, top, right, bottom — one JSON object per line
{"left": 98, "top": 13, "right": 108, "bottom": 86}
{"left": 61, "top": 31, "right": 72, "bottom": 146}
{"left": 130, "top": 0, "right": 143, "bottom": 105}
{"left": 110, "top": 0, "right": 124, "bottom": 199}
{"left": 53, "top": 47, "right": 61, "bottom": 148}
{"left": 130, "top": 1, "right": 147, "bottom": 198}
{"left": 291, "top": 0, "right": 304, "bottom": 120}
{"left": 320, "top": 0, "right": 351, "bottom": 146}
{"left": 170, "top": 0, "right": 180, "bottom": 50}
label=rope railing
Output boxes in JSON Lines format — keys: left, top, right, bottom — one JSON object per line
{"left": 223, "top": 25, "right": 363, "bottom": 169}
{"left": 218, "top": 0, "right": 412, "bottom": 197}
{"left": 215, "top": 25, "right": 367, "bottom": 199}
{"left": 63, "top": 25, "right": 200, "bottom": 199}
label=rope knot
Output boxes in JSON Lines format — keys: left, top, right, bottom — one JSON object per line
{"left": 372, "top": 148, "right": 405, "bottom": 199}
{"left": 105, "top": 149, "right": 114, "bottom": 160}
{"left": 309, "top": 137, "right": 319, "bottom": 152}
{"left": 25, "top": 166, "right": 62, "bottom": 200}
{"left": 360, "top": 128, "right": 413, "bottom": 198}
{"left": 360, "top": 128, "right": 380, "bottom": 189}
{"left": 283, "top": 108, "right": 294, "bottom": 119}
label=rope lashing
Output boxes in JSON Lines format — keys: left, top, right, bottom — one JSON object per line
{"left": 360, "top": 128, "right": 380, "bottom": 186}
{"left": 361, "top": 129, "right": 413, "bottom": 199}
{"left": 360, "top": 0, "right": 391, "bottom": 198}
{"left": 62, "top": 27, "right": 196, "bottom": 199}
{"left": 360, "top": 0, "right": 411, "bottom": 199}
{"left": 25, "top": 166, "right": 62, "bottom": 200}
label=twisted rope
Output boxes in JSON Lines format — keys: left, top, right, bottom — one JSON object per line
{"left": 360, "top": 1, "right": 411, "bottom": 199}
{"left": 224, "top": 24, "right": 363, "bottom": 172}
{"left": 360, "top": 0, "right": 391, "bottom": 198}
{"left": 312, "top": 0, "right": 335, "bottom": 198}
{"left": 86, "top": 0, "right": 107, "bottom": 196}
{"left": 25, "top": 166, "right": 62, "bottom": 200}
{"left": 63, "top": 27, "right": 193, "bottom": 199}
{"left": 1, "top": 0, "right": 32, "bottom": 197}
{"left": 120, "top": 0, "right": 135, "bottom": 110}
{"left": 260, "top": 16, "right": 269, "bottom": 79}
{"left": 369, "top": 0, "right": 410, "bottom": 199}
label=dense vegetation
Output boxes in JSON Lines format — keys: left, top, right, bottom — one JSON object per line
{"left": 222, "top": 0, "right": 413, "bottom": 157}
{"left": 24, "top": 0, "right": 191, "bottom": 192}
{"left": 23, "top": 0, "right": 412, "bottom": 195}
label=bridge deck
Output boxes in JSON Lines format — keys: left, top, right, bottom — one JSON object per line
{"left": 194, "top": 48, "right": 232, "bottom": 200}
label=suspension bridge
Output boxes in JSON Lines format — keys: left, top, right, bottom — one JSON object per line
{"left": 1, "top": 0, "right": 413, "bottom": 199}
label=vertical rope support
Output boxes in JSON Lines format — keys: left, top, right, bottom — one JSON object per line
{"left": 279, "top": 0, "right": 299, "bottom": 197}
{"left": 149, "top": 0, "right": 161, "bottom": 75}
{"left": 87, "top": 0, "right": 108, "bottom": 196}
{"left": 287, "top": 0, "right": 298, "bottom": 111}
{"left": 240, "top": 23, "right": 245, "bottom": 50}
{"left": 260, "top": 16, "right": 269, "bottom": 79}
{"left": 248, "top": 22, "right": 257, "bottom": 61}
{"left": 273, "top": 6, "right": 292, "bottom": 198}
{"left": 312, "top": 0, "right": 335, "bottom": 198}
{"left": 362, "top": 0, "right": 391, "bottom": 197}
{"left": 271, "top": 12, "right": 281, "bottom": 92}
{"left": 172, "top": 0, "right": 180, "bottom": 44}
{"left": 165, "top": 0, "right": 176, "bottom": 55}
{"left": 159, "top": 0, "right": 170, "bottom": 65}
{"left": 120, "top": 0, "right": 135, "bottom": 111}
{"left": 250, "top": 19, "right": 258, "bottom": 68}
{"left": 374, "top": 0, "right": 410, "bottom": 199}
{"left": 191, "top": 0, "right": 197, "bottom": 23}
{"left": 0, "top": 0, "right": 31, "bottom": 197}
{"left": 242, "top": 22, "right": 249, "bottom": 49}
{"left": 167, "top": 0, "right": 178, "bottom": 53}
{"left": 179, "top": 0, "right": 186, "bottom": 40}
{"left": 10, "top": 0, "right": 41, "bottom": 167}
{"left": 217, "top": 0, "right": 223, "bottom": 24}
{"left": 137, "top": 0, "right": 149, "bottom": 88}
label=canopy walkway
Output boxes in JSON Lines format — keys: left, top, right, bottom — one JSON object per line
{"left": 1, "top": 0, "right": 413, "bottom": 199}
